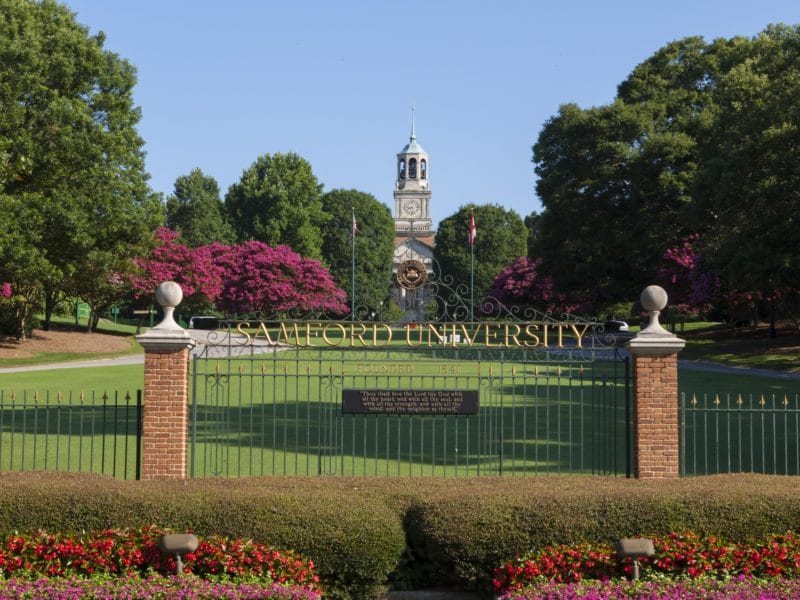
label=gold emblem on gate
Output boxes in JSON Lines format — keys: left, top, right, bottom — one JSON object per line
{"left": 396, "top": 259, "right": 428, "bottom": 290}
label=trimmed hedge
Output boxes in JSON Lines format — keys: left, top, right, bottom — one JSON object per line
{"left": 2, "top": 474, "right": 800, "bottom": 597}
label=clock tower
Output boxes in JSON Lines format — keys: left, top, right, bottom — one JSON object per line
{"left": 392, "top": 111, "right": 435, "bottom": 319}
{"left": 394, "top": 111, "right": 433, "bottom": 234}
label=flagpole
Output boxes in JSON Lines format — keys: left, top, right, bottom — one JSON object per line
{"left": 469, "top": 211, "right": 476, "bottom": 321}
{"left": 471, "top": 246, "right": 475, "bottom": 320}
{"left": 351, "top": 207, "right": 356, "bottom": 322}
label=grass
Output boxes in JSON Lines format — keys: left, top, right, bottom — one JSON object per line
{"left": 1, "top": 320, "right": 799, "bottom": 479}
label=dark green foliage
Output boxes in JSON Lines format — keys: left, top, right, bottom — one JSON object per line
{"left": 434, "top": 204, "right": 527, "bottom": 307}
{"left": 0, "top": 0, "right": 160, "bottom": 336}
{"left": 3, "top": 474, "right": 800, "bottom": 597}
{"left": 320, "top": 189, "right": 395, "bottom": 315}
{"left": 224, "top": 153, "right": 327, "bottom": 260}
{"left": 532, "top": 25, "right": 800, "bottom": 313}
{"left": 166, "top": 169, "right": 235, "bottom": 247}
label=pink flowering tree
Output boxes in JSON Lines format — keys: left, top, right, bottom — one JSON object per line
{"left": 130, "top": 227, "right": 225, "bottom": 315}
{"left": 214, "top": 241, "right": 348, "bottom": 316}
{"left": 130, "top": 229, "right": 347, "bottom": 318}
{"left": 485, "top": 257, "right": 575, "bottom": 316}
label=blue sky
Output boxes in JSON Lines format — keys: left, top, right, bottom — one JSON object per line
{"left": 64, "top": 0, "right": 798, "bottom": 227}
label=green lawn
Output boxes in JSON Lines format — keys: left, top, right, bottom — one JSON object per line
{"left": 2, "top": 321, "right": 800, "bottom": 479}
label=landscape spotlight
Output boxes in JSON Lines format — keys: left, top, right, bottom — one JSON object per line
{"left": 159, "top": 533, "right": 199, "bottom": 575}
{"left": 615, "top": 537, "right": 654, "bottom": 580}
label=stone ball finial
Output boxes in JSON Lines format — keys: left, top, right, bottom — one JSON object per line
{"left": 155, "top": 281, "right": 183, "bottom": 309}
{"left": 641, "top": 285, "right": 668, "bottom": 313}
{"left": 153, "top": 281, "right": 183, "bottom": 331}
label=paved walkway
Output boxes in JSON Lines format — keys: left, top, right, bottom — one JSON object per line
{"left": 1, "top": 338, "right": 799, "bottom": 381}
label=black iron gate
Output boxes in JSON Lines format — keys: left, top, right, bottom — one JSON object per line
{"left": 189, "top": 320, "right": 630, "bottom": 478}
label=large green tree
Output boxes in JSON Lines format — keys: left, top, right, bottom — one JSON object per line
{"left": 434, "top": 204, "right": 527, "bottom": 309}
{"left": 224, "top": 153, "right": 327, "bottom": 259}
{"left": 320, "top": 189, "right": 395, "bottom": 315}
{"left": 165, "top": 168, "right": 234, "bottom": 247}
{"left": 532, "top": 27, "right": 800, "bottom": 313}
{"left": 692, "top": 25, "right": 800, "bottom": 299}
{"left": 0, "top": 0, "right": 159, "bottom": 336}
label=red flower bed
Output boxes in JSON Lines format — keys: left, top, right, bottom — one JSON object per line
{"left": 493, "top": 531, "right": 800, "bottom": 594}
{"left": 0, "top": 526, "right": 320, "bottom": 592}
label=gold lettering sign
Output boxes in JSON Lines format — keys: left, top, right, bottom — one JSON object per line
{"left": 229, "top": 321, "right": 595, "bottom": 349}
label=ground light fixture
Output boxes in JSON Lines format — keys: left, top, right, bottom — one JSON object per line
{"left": 615, "top": 537, "right": 655, "bottom": 580}
{"left": 159, "top": 533, "right": 199, "bottom": 575}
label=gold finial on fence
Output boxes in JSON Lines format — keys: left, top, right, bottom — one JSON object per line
{"left": 759, "top": 394, "right": 766, "bottom": 407}
{"left": 713, "top": 394, "right": 720, "bottom": 406}
{"left": 557, "top": 366, "right": 562, "bottom": 377}
{"left": 736, "top": 394, "right": 743, "bottom": 406}
{"left": 489, "top": 366, "right": 494, "bottom": 376}
{"left": 690, "top": 393, "right": 698, "bottom": 406}
{"left": 534, "top": 366, "right": 539, "bottom": 377}
{"left": 10, "top": 391, "right": 15, "bottom": 401}
{"left": 33, "top": 391, "right": 39, "bottom": 402}
{"left": 57, "top": 391, "right": 62, "bottom": 402}
{"left": 512, "top": 366, "right": 516, "bottom": 376}
{"left": 783, "top": 394, "right": 790, "bottom": 407}
{"left": 579, "top": 365, "right": 585, "bottom": 375}
{"left": 80, "top": 391, "right": 85, "bottom": 402}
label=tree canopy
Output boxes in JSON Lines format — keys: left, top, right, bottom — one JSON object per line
{"left": 166, "top": 169, "right": 234, "bottom": 247}
{"left": 0, "top": 0, "right": 159, "bottom": 336}
{"left": 320, "top": 189, "right": 395, "bottom": 315}
{"left": 224, "top": 153, "right": 327, "bottom": 259}
{"left": 532, "top": 25, "right": 800, "bottom": 316}
{"left": 434, "top": 204, "right": 527, "bottom": 307}
{"left": 131, "top": 228, "right": 347, "bottom": 317}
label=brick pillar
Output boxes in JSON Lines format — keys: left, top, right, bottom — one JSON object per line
{"left": 625, "top": 286, "right": 685, "bottom": 479}
{"left": 136, "top": 282, "right": 195, "bottom": 480}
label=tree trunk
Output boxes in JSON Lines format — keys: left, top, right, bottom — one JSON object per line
{"left": 43, "top": 288, "right": 58, "bottom": 331}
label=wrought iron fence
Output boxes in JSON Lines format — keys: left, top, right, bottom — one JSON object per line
{"left": 190, "top": 335, "right": 631, "bottom": 478}
{"left": 0, "top": 390, "right": 142, "bottom": 479}
{"left": 681, "top": 392, "right": 800, "bottom": 476}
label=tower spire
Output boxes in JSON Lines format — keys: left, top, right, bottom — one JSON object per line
{"left": 410, "top": 105, "right": 416, "bottom": 141}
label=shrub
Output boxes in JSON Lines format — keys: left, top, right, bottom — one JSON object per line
{"left": 3, "top": 473, "right": 800, "bottom": 596}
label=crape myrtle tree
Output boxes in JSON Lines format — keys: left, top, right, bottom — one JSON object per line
{"left": 0, "top": 0, "right": 160, "bottom": 337}
{"left": 165, "top": 169, "right": 235, "bottom": 247}
{"left": 486, "top": 257, "right": 576, "bottom": 316}
{"left": 214, "top": 241, "right": 348, "bottom": 316}
{"left": 320, "top": 189, "right": 395, "bottom": 316}
{"left": 130, "top": 228, "right": 347, "bottom": 319}
{"left": 225, "top": 153, "right": 328, "bottom": 260}
{"left": 533, "top": 26, "right": 800, "bottom": 319}
{"left": 434, "top": 204, "right": 527, "bottom": 308}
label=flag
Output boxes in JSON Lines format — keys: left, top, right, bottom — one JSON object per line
{"left": 468, "top": 212, "right": 476, "bottom": 246}
{"left": 351, "top": 209, "right": 358, "bottom": 239}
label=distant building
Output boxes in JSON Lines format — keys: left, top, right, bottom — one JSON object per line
{"left": 392, "top": 113, "right": 434, "bottom": 320}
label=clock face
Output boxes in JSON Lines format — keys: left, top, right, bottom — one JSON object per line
{"left": 403, "top": 199, "right": 421, "bottom": 217}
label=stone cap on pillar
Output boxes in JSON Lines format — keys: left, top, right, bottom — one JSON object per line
{"left": 625, "top": 285, "right": 685, "bottom": 356}
{"left": 136, "top": 281, "right": 196, "bottom": 352}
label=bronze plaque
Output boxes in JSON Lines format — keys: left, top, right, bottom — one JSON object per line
{"left": 342, "top": 389, "right": 479, "bottom": 415}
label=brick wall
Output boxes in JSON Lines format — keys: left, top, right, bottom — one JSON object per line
{"left": 631, "top": 353, "right": 680, "bottom": 479}
{"left": 141, "top": 347, "right": 191, "bottom": 480}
